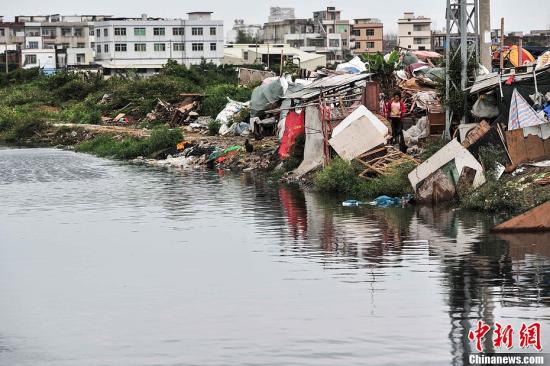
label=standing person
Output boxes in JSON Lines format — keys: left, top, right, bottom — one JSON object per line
{"left": 385, "top": 92, "right": 407, "bottom": 150}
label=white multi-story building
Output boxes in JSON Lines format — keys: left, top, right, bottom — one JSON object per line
{"left": 397, "top": 12, "right": 432, "bottom": 51}
{"left": 93, "top": 12, "right": 224, "bottom": 76}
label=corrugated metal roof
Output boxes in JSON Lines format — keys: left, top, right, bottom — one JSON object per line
{"left": 284, "top": 73, "right": 371, "bottom": 100}
{"left": 469, "top": 64, "right": 550, "bottom": 94}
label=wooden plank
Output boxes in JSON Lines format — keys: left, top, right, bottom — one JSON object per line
{"left": 525, "top": 134, "right": 546, "bottom": 162}
{"left": 543, "top": 137, "right": 550, "bottom": 158}
{"left": 505, "top": 129, "right": 528, "bottom": 165}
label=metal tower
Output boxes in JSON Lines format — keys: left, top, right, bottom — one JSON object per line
{"left": 445, "top": 0, "right": 480, "bottom": 139}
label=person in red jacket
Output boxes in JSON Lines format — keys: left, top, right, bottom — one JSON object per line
{"left": 384, "top": 92, "right": 407, "bottom": 148}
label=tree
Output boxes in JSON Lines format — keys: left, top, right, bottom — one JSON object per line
{"left": 236, "top": 30, "right": 261, "bottom": 44}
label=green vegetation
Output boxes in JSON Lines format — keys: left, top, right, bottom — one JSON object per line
{"left": 75, "top": 127, "right": 182, "bottom": 160}
{"left": 0, "top": 60, "right": 253, "bottom": 145}
{"left": 314, "top": 158, "right": 416, "bottom": 198}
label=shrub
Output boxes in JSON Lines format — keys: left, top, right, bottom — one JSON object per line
{"left": 208, "top": 120, "right": 221, "bottom": 135}
{"left": 314, "top": 158, "right": 362, "bottom": 193}
{"left": 354, "top": 162, "right": 416, "bottom": 198}
{"left": 2, "top": 117, "right": 47, "bottom": 143}
{"left": 75, "top": 127, "right": 182, "bottom": 160}
{"left": 202, "top": 84, "right": 252, "bottom": 117}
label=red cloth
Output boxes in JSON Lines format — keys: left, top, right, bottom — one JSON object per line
{"left": 279, "top": 110, "right": 305, "bottom": 160}
{"left": 384, "top": 100, "right": 407, "bottom": 119}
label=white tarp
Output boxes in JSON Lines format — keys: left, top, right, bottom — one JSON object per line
{"left": 408, "top": 139, "right": 486, "bottom": 191}
{"left": 329, "top": 115, "right": 388, "bottom": 161}
{"left": 335, "top": 56, "right": 366, "bottom": 74}
{"left": 292, "top": 106, "right": 325, "bottom": 177}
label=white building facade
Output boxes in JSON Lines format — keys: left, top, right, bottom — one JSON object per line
{"left": 93, "top": 12, "right": 224, "bottom": 75}
{"left": 397, "top": 12, "right": 432, "bottom": 51}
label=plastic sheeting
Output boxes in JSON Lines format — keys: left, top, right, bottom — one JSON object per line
{"left": 508, "top": 88, "right": 547, "bottom": 130}
{"left": 471, "top": 93, "right": 500, "bottom": 118}
{"left": 279, "top": 110, "right": 305, "bottom": 159}
{"left": 336, "top": 56, "right": 366, "bottom": 74}
{"left": 250, "top": 77, "right": 288, "bottom": 116}
{"left": 403, "top": 116, "right": 428, "bottom": 146}
{"left": 292, "top": 106, "right": 325, "bottom": 177}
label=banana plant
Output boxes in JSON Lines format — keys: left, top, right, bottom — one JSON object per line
{"left": 361, "top": 50, "right": 400, "bottom": 95}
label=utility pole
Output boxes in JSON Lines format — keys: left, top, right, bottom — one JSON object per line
{"left": 499, "top": 18, "right": 505, "bottom": 70}
{"left": 479, "top": 0, "right": 492, "bottom": 70}
{"left": 445, "top": 0, "right": 480, "bottom": 139}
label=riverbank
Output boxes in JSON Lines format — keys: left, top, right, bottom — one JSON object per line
{"left": 1, "top": 66, "right": 548, "bottom": 217}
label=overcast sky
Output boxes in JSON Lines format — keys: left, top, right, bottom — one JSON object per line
{"left": 2, "top": 0, "right": 549, "bottom": 35}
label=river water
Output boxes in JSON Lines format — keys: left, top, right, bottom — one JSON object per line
{"left": 0, "top": 147, "right": 549, "bottom": 366}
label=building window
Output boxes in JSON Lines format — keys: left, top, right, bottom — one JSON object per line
{"left": 210, "top": 43, "right": 217, "bottom": 51}
{"left": 154, "top": 43, "right": 166, "bottom": 51}
{"left": 61, "top": 43, "right": 70, "bottom": 49}
{"left": 192, "top": 43, "right": 203, "bottom": 51}
{"left": 366, "top": 41, "right": 375, "bottom": 49}
{"left": 95, "top": 28, "right": 100, "bottom": 37}
{"left": 366, "top": 28, "right": 375, "bottom": 36}
{"left": 192, "top": 27, "right": 203, "bottom": 36}
{"left": 77, "top": 43, "right": 85, "bottom": 48}
{"left": 153, "top": 27, "right": 165, "bottom": 36}
{"left": 24, "top": 54, "right": 37, "bottom": 65}
{"left": 76, "top": 53, "right": 85, "bottom": 63}
{"left": 351, "top": 29, "right": 360, "bottom": 37}
{"left": 173, "top": 27, "right": 184, "bottom": 36}
{"left": 104, "top": 44, "right": 109, "bottom": 53}
{"left": 413, "top": 24, "right": 426, "bottom": 32}
{"left": 210, "top": 27, "right": 216, "bottom": 35}
{"left": 61, "top": 28, "right": 71, "bottom": 36}
{"left": 103, "top": 28, "right": 108, "bottom": 37}
{"left": 115, "top": 43, "right": 127, "bottom": 52}
{"left": 134, "top": 43, "right": 146, "bottom": 52}
{"left": 89, "top": 29, "right": 95, "bottom": 36}
{"left": 114, "top": 27, "right": 127, "bottom": 36}
{"left": 0, "top": 29, "right": 5, "bottom": 37}
{"left": 28, "top": 41, "right": 38, "bottom": 49}
{"left": 74, "top": 28, "right": 83, "bottom": 37}
{"left": 134, "top": 27, "right": 146, "bottom": 36}
{"left": 243, "top": 51, "right": 249, "bottom": 60}
{"left": 329, "top": 39, "right": 340, "bottom": 47}
{"left": 173, "top": 43, "right": 185, "bottom": 51}
{"left": 96, "top": 45, "right": 101, "bottom": 53}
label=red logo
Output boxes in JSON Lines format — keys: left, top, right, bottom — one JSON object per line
{"left": 468, "top": 321, "right": 542, "bottom": 353}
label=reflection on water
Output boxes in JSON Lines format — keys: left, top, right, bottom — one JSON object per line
{"left": 0, "top": 148, "right": 549, "bottom": 366}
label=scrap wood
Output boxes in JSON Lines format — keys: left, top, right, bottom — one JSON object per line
{"left": 355, "top": 146, "right": 420, "bottom": 179}
{"left": 492, "top": 201, "right": 550, "bottom": 233}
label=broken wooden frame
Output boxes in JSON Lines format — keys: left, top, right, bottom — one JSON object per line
{"left": 355, "top": 146, "right": 420, "bottom": 180}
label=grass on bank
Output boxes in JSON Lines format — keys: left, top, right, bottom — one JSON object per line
{"left": 314, "top": 158, "right": 416, "bottom": 199}
{"left": 75, "top": 127, "right": 182, "bottom": 160}
{"left": 0, "top": 60, "right": 254, "bottom": 143}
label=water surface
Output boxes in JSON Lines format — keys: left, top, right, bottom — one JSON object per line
{"left": 1, "top": 148, "right": 549, "bottom": 366}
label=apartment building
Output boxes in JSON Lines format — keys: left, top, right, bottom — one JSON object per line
{"left": 93, "top": 12, "right": 224, "bottom": 76}
{"left": 351, "top": 18, "right": 383, "bottom": 54}
{"left": 263, "top": 6, "right": 351, "bottom": 64}
{"left": 6, "top": 14, "right": 110, "bottom": 69}
{"left": 398, "top": 12, "right": 432, "bottom": 51}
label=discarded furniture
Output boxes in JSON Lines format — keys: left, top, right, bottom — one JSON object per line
{"left": 426, "top": 101, "right": 445, "bottom": 135}
{"left": 408, "top": 139, "right": 486, "bottom": 193}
